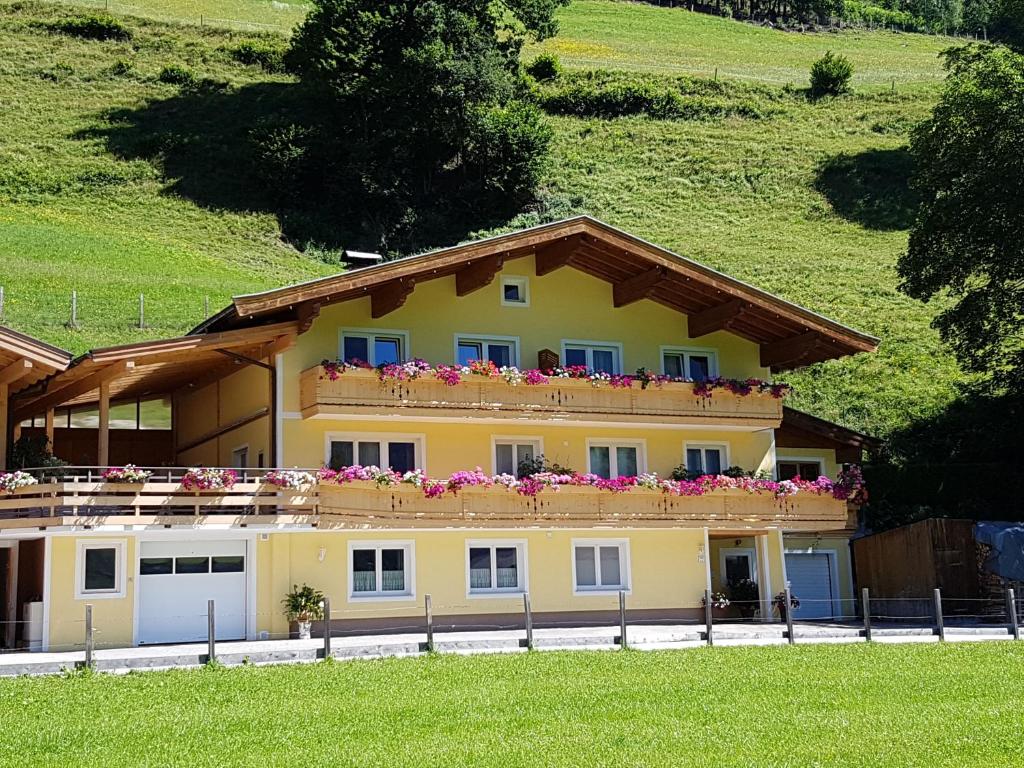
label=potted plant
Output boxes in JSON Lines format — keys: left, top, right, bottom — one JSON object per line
{"left": 727, "top": 577, "right": 760, "bottom": 619}
{"left": 282, "top": 583, "right": 325, "bottom": 640}
{"left": 700, "top": 590, "right": 731, "bottom": 619}
{"left": 773, "top": 590, "right": 801, "bottom": 622}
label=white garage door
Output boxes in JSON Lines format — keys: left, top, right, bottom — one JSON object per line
{"left": 138, "top": 540, "right": 248, "bottom": 644}
{"left": 785, "top": 552, "right": 837, "bottom": 620}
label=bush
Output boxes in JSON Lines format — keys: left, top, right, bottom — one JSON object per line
{"left": 107, "top": 59, "right": 133, "bottom": 77}
{"left": 158, "top": 64, "right": 198, "bottom": 87}
{"left": 228, "top": 39, "right": 287, "bottom": 74}
{"left": 810, "top": 51, "right": 854, "bottom": 99}
{"left": 526, "top": 52, "right": 562, "bottom": 82}
{"left": 464, "top": 100, "right": 553, "bottom": 205}
{"left": 49, "top": 14, "right": 131, "bottom": 41}
{"left": 248, "top": 122, "right": 319, "bottom": 202}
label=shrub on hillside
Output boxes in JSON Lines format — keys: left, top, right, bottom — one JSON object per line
{"left": 526, "top": 53, "right": 562, "bottom": 82}
{"left": 48, "top": 14, "right": 131, "bottom": 42}
{"left": 810, "top": 51, "right": 854, "bottom": 99}
{"left": 158, "top": 64, "right": 198, "bottom": 87}
{"left": 228, "top": 39, "right": 287, "bottom": 74}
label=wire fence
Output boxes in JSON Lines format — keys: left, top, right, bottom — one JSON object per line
{"left": 2, "top": 587, "right": 1019, "bottom": 667}
{"left": 48, "top": 0, "right": 305, "bottom": 33}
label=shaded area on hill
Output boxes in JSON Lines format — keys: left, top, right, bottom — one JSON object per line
{"left": 814, "top": 148, "right": 920, "bottom": 231}
{"left": 864, "top": 388, "right": 1024, "bottom": 530}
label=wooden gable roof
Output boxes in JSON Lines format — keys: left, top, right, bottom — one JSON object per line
{"left": 0, "top": 325, "right": 72, "bottom": 395}
{"left": 205, "top": 216, "right": 878, "bottom": 370}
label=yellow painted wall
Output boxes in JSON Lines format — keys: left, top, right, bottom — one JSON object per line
{"left": 48, "top": 536, "right": 135, "bottom": 651}
{"left": 256, "top": 528, "right": 709, "bottom": 637}
{"left": 176, "top": 365, "right": 270, "bottom": 468}
{"left": 280, "top": 254, "right": 769, "bottom": 413}
{"left": 784, "top": 534, "right": 854, "bottom": 602}
{"left": 776, "top": 447, "right": 840, "bottom": 480}
{"left": 282, "top": 418, "right": 775, "bottom": 478}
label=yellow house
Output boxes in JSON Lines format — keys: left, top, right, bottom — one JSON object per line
{"left": 0, "top": 217, "right": 878, "bottom": 651}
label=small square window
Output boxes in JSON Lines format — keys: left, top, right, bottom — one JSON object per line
{"left": 76, "top": 541, "right": 125, "bottom": 599}
{"left": 500, "top": 277, "right": 529, "bottom": 307}
{"left": 573, "top": 540, "right": 630, "bottom": 593}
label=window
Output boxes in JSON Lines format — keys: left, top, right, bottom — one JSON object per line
{"left": 573, "top": 540, "right": 630, "bottom": 593}
{"left": 467, "top": 541, "right": 526, "bottom": 594}
{"left": 587, "top": 441, "right": 644, "bottom": 479}
{"left": 327, "top": 435, "right": 422, "bottom": 473}
{"left": 720, "top": 548, "right": 756, "bottom": 587}
{"left": 231, "top": 446, "right": 248, "bottom": 469}
{"left": 340, "top": 329, "right": 408, "bottom": 366}
{"left": 662, "top": 347, "right": 717, "bottom": 380}
{"left": 777, "top": 460, "right": 824, "bottom": 481}
{"left": 685, "top": 444, "right": 728, "bottom": 476}
{"left": 493, "top": 438, "right": 542, "bottom": 477}
{"left": 139, "top": 557, "right": 173, "bottom": 575}
{"left": 349, "top": 542, "right": 414, "bottom": 598}
{"left": 500, "top": 276, "right": 530, "bottom": 306}
{"left": 175, "top": 556, "right": 210, "bottom": 574}
{"left": 561, "top": 341, "right": 622, "bottom": 373}
{"left": 455, "top": 335, "right": 519, "bottom": 368}
{"left": 76, "top": 541, "right": 126, "bottom": 598}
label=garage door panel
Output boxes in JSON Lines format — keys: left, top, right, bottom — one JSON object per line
{"left": 785, "top": 552, "right": 836, "bottom": 620}
{"left": 138, "top": 540, "right": 247, "bottom": 645}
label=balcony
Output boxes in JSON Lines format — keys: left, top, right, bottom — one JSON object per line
{"left": 0, "top": 467, "right": 854, "bottom": 532}
{"left": 299, "top": 367, "right": 784, "bottom": 427}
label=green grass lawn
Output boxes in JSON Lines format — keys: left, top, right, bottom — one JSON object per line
{"left": 0, "top": 2, "right": 964, "bottom": 436}
{"left": 2, "top": 644, "right": 1023, "bottom": 766}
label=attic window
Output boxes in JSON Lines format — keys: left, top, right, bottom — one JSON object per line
{"left": 501, "top": 276, "right": 529, "bottom": 307}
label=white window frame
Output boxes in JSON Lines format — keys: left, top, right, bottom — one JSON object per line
{"left": 500, "top": 276, "right": 530, "bottom": 307}
{"left": 775, "top": 455, "right": 827, "bottom": 481}
{"left": 585, "top": 439, "right": 647, "bottom": 478}
{"left": 560, "top": 339, "right": 624, "bottom": 374}
{"left": 491, "top": 436, "right": 544, "bottom": 476}
{"left": 338, "top": 327, "right": 410, "bottom": 366}
{"left": 453, "top": 333, "right": 521, "bottom": 368}
{"left": 719, "top": 547, "right": 758, "bottom": 587}
{"left": 347, "top": 540, "right": 416, "bottom": 601}
{"left": 571, "top": 538, "right": 631, "bottom": 595}
{"left": 324, "top": 432, "right": 426, "bottom": 471}
{"left": 683, "top": 442, "right": 731, "bottom": 475}
{"left": 75, "top": 540, "right": 127, "bottom": 599}
{"left": 465, "top": 539, "right": 529, "bottom": 598}
{"left": 659, "top": 345, "right": 719, "bottom": 378}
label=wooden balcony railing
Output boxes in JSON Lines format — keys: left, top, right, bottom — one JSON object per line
{"left": 0, "top": 468, "right": 854, "bottom": 532}
{"left": 299, "top": 367, "right": 784, "bottom": 426}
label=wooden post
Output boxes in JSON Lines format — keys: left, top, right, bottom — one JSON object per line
{"left": 618, "top": 590, "right": 627, "bottom": 649}
{"left": 934, "top": 588, "right": 945, "bottom": 642}
{"left": 424, "top": 594, "right": 434, "bottom": 652}
{"left": 784, "top": 587, "right": 795, "bottom": 645}
{"left": 84, "top": 603, "right": 94, "bottom": 669}
{"left": 207, "top": 599, "right": 216, "bottom": 663}
{"left": 1007, "top": 588, "right": 1019, "bottom": 641}
{"left": 0, "top": 381, "right": 7, "bottom": 471}
{"left": 44, "top": 407, "right": 54, "bottom": 450}
{"left": 322, "top": 597, "right": 332, "bottom": 659}
{"left": 861, "top": 587, "right": 872, "bottom": 642}
{"left": 97, "top": 380, "right": 110, "bottom": 468}
{"left": 523, "top": 592, "right": 534, "bottom": 650}
{"left": 704, "top": 589, "right": 714, "bottom": 647}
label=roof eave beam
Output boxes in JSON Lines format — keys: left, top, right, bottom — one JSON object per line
{"left": 456, "top": 254, "right": 505, "bottom": 297}
{"left": 613, "top": 266, "right": 665, "bottom": 308}
{"left": 688, "top": 299, "right": 747, "bottom": 339}
{"left": 0, "top": 359, "right": 32, "bottom": 388}
{"left": 13, "top": 360, "right": 134, "bottom": 422}
{"left": 371, "top": 278, "right": 415, "bottom": 319}
{"left": 760, "top": 331, "right": 826, "bottom": 370}
{"left": 535, "top": 236, "right": 580, "bottom": 277}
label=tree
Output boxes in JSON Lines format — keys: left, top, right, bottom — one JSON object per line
{"left": 898, "top": 45, "right": 1024, "bottom": 393}
{"left": 281, "top": 0, "right": 568, "bottom": 251}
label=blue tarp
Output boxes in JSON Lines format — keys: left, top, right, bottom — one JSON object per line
{"left": 975, "top": 522, "right": 1024, "bottom": 583}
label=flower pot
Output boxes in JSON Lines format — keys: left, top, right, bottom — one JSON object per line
{"left": 297, "top": 620, "right": 312, "bottom": 640}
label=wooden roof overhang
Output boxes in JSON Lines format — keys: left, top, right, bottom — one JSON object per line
{"left": 11, "top": 321, "right": 297, "bottom": 420}
{"left": 209, "top": 216, "right": 878, "bottom": 370}
{"left": 777, "top": 406, "right": 881, "bottom": 463}
{"left": 0, "top": 325, "right": 72, "bottom": 395}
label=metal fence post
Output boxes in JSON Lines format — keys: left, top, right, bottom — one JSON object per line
{"left": 861, "top": 587, "right": 872, "bottom": 643}
{"left": 1007, "top": 588, "right": 1019, "bottom": 641}
{"left": 704, "top": 589, "right": 714, "bottom": 647}
{"left": 523, "top": 592, "right": 534, "bottom": 651}
{"left": 425, "top": 594, "right": 434, "bottom": 652}
{"left": 784, "top": 587, "right": 795, "bottom": 645}
{"left": 933, "top": 588, "right": 945, "bottom": 642}
{"left": 618, "top": 590, "right": 627, "bottom": 649}
{"left": 84, "top": 604, "right": 94, "bottom": 669}
{"left": 322, "top": 597, "right": 332, "bottom": 659}
{"left": 207, "top": 599, "right": 216, "bottom": 663}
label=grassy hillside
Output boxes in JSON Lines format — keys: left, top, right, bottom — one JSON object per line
{"left": 0, "top": 1, "right": 962, "bottom": 437}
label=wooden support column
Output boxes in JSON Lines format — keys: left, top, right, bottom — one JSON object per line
{"left": 97, "top": 380, "right": 110, "bottom": 468}
{"left": 0, "top": 382, "right": 7, "bottom": 470}
{"left": 44, "top": 408, "right": 55, "bottom": 449}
